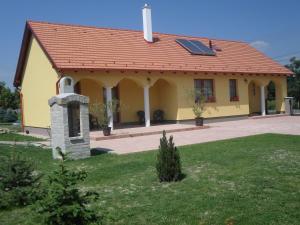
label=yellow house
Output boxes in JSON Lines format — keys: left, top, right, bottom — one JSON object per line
{"left": 14, "top": 6, "right": 292, "bottom": 135}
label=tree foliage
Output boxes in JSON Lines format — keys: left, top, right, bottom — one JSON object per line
{"left": 186, "top": 89, "right": 206, "bottom": 118}
{"left": 156, "top": 131, "right": 182, "bottom": 182}
{"left": 37, "top": 150, "right": 101, "bottom": 225}
{"left": 0, "top": 108, "right": 18, "bottom": 123}
{"left": 286, "top": 57, "right": 300, "bottom": 107}
{"left": 0, "top": 152, "right": 43, "bottom": 209}
{"left": 0, "top": 82, "right": 19, "bottom": 109}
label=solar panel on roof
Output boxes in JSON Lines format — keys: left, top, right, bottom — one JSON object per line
{"left": 176, "top": 39, "right": 203, "bottom": 55}
{"left": 191, "top": 40, "right": 216, "bottom": 56}
{"left": 176, "top": 39, "right": 216, "bottom": 56}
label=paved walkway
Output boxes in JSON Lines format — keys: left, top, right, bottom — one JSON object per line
{"left": 90, "top": 116, "right": 300, "bottom": 154}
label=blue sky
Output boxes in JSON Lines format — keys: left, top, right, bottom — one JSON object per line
{"left": 1, "top": 0, "right": 300, "bottom": 88}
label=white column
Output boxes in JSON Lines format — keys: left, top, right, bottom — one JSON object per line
{"left": 144, "top": 85, "right": 151, "bottom": 127}
{"left": 260, "top": 85, "right": 266, "bottom": 116}
{"left": 105, "top": 87, "right": 113, "bottom": 130}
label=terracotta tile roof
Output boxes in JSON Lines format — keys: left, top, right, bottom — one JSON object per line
{"left": 14, "top": 21, "right": 292, "bottom": 86}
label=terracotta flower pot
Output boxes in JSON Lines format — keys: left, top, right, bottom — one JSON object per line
{"left": 195, "top": 117, "right": 204, "bottom": 126}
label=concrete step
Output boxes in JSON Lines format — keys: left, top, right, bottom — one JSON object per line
{"left": 90, "top": 125, "right": 209, "bottom": 141}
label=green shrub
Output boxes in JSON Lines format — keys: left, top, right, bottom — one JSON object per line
{"left": 0, "top": 108, "right": 18, "bottom": 123}
{"left": 37, "top": 151, "right": 101, "bottom": 225}
{"left": 156, "top": 131, "right": 182, "bottom": 182}
{"left": 0, "top": 107, "right": 6, "bottom": 122}
{"left": 0, "top": 152, "right": 43, "bottom": 209}
{"left": 267, "top": 100, "right": 276, "bottom": 111}
{"left": 4, "top": 109, "right": 18, "bottom": 123}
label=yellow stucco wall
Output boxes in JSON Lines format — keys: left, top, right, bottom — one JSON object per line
{"left": 21, "top": 36, "right": 59, "bottom": 128}
{"left": 70, "top": 71, "right": 287, "bottom": 123}
{"left": 118, "top": 78, "right": 144, "bottom": 122}
{"left": 176, "top": 74, "right": 249, "bottom": 119}
{"left": 77, "top": 79, "right": 104, "bottom": 121}
{"left": 79, "top": 79, "right": 103, "bottom": 105}
{"left": 150, "top": 79, "right": 178, "bottom": 121}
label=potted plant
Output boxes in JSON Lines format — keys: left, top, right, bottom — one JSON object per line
{"left": 90, "top": 99, "right": 119, "bottom": 136}
{"left": 99, "top": 110, "right": 111, "bottom": 136}
{"left": 186, "top": 89, "right": 206, "bottom": 126}
{"left": 192, "top": 95, "right": 205, "bottom": 126}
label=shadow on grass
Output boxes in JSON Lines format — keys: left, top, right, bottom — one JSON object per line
{"left": 178, "top": 173, "right": 187, "bottom": 181}
{"left": 90, "top": 148, "right": 113, "bottom": 156}
{"left": 158, "top": 173, "right": 187, "bottom": 183}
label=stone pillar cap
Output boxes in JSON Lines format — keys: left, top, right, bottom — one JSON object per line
{"left": 48, "top": 93, "right": 89, "bottom": 106}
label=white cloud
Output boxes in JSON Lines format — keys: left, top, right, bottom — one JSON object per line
{"left": 250, "top": 40, "right": 269, "bottom": 51}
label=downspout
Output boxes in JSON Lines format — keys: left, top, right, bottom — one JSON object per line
{"left": 16, "top": 87, "right": 24, "bottom": 132}
{"left": 56, "top": 74, "right": 64, "bottom": 94}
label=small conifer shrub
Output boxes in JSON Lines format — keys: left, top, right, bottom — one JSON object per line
{"left": 38, "top": 150, "right": 101, "bottom": 225}
{"left": 0, "top": 152, "right": 42, "bottom": 209}
{"left": 156, "top": 130, "right": 182, "bottom": 182}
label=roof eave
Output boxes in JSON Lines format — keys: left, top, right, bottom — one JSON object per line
{"left": 60, "top": 67, "right": 292, "bottom": 76}
{"left": 13, "top": 21, "right": 59, "bottom": 88}
{"left": 13, "top": 22, "right": 31, "bottom": 87}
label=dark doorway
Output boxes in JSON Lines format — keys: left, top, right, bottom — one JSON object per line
{"left": 67, "top": 102, "right": 81, "bottom": 137}
{"left": 266, "top": 81, "right": 276, "bottom": 114}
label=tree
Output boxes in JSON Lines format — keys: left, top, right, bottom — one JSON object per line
{"left": 156, "top": 131, "right": 182, "bottom": 182}
{"left": 0, "top": 82, "right": 19, "bottom": 109}
{"left": 286, "top": 57, "right": 300, "bottom": 108}
{"left": 38, "top": 150, "right": 101, "bottom": 225}
{"left": 0, "top": 152, "right": 42, "bottom": 209}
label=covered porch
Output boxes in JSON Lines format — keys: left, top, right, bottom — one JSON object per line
{"left": 71, "top": 72, "right": 179, "bottom": 130}
{"left": 248, "top": 78, "right": 286, "bottom": 116}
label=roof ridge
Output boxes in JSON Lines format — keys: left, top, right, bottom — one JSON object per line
{"left": 27, "top": 20, "right": 247, "bottom": 44}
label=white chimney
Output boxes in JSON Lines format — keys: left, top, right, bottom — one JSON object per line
{"left": 142, "top": 4, "right": 153, "bottom": 42}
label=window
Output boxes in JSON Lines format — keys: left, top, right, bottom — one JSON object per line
{"left": 229, "top": 79, "right": 239, "bottom": 101}
{"left": 194, "top": 79, "right": 215, "bottom": 102}
{"left": 64, "top": 78, "right": 72, "bottom": 86}
{"left": 67, "top": 102, "right": 81, "bottom": 137}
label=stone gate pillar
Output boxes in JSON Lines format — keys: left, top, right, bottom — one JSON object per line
{"left": 48, "top": 76, "right": 90, "bottom": 159}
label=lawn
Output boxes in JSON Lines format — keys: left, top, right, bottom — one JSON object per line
{"left": 0, "top": 133, "right": 299, "bottom": 225}
{"left": 0, "top": 132, "right": 45, "bottom": 142}
{"left": 0, "top": 123, "right": 44, "bottom": 141}
{"left": 0, "top": 123, "right": 22, "bottom": 133}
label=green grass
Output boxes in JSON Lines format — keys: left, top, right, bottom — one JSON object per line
{"left": 0, "top": 123, "right": 22, "bottom": 133}
{"left": 0, "top": 133, "right": 299, "bottom": 225}
{"left": 0, "top": 132, "right": 44, "bottom": 142}
{"left": 0, "top": 123, "right": 45, "bottom": 141}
